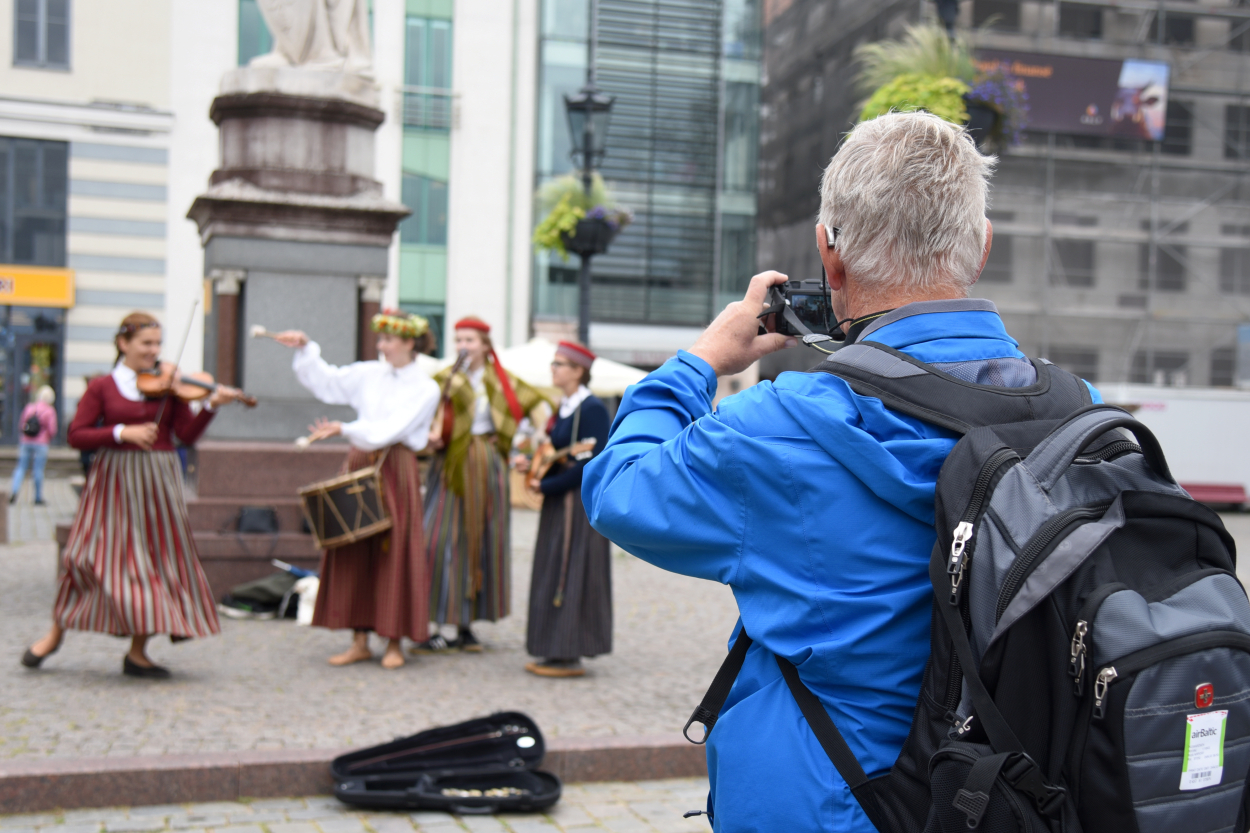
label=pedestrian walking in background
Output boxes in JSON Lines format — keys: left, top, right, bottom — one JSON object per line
{"left": 10, "top": 385, "right": 57, "bottom": 505}
{"left": 272, "top": 311, "right": 440, "bottom": 670}
{"left": 418, "top": 317, "right": 548, "bottom": 654}
{"left": 20, "top": 311, "right": 250, "bottom": 678}
{"left": 522, "top": 340, "right": 612, "bottom": 678}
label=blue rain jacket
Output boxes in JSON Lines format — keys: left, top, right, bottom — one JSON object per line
{"left": 583, "top": 303, "right": 1100, "bottom": 832}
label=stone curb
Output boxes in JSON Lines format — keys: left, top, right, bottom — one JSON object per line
{"left": 0, "top": 736, "right": 706, "bottom": 814}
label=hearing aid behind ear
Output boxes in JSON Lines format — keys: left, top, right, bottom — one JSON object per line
{"left": 825, "top": 225, "right": 839, "bottom": 248}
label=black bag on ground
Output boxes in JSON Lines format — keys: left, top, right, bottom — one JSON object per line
{"left": 219, "top": 571, "right": 298, "bottom": 619}
{"left": 686, "top": 343, "right": 1250, "bottom": 833}
{"left": 331, "top": 712, "right": 561, "bottom": 814}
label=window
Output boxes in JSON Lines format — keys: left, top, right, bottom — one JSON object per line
{"left": 1149, "top": 7, "right": 1196, "bottom": 46}
{"left": 719, "top": 213, "right": 756, "bottom": 295}
{"left": 1211, "top": 346, "right": 1236, "bottom": 387}
{"left": 14, "top": 0, "right": 69, "bottom": 69}
{"left": 723, "top": 82, "right": 759, "bottom": 192}
{"left": 1221, "top": 240, "right": 1250, "bottom": 294}
{"left": 1227, "top": 105, "right": 1250, "bottom": 160}
{"left": 980, "top": 234, "right": 1012, "bottom": 283}
{"left": 1139, "top": 220, "right": 1187, "bottom": 292}
{"left": 1051, "top": 239, "right": 1095, "bottom": 287}
{"left": 400, "top": 173, "right": 448, "bottom": 246}
{"left": 0, "top": 137, "right": 68, "bottom": 266}
{"left": 1131, "top": 350, "right": 1190, "bottom": 385}
{"left": 238, "top": 0, "right": 273, "bottom": 66}
{"left": 404, "top": 17, "right": 453, "bottom": 131}
{"left": 1047, "top": 348, "right": 1099, "bottom": 382}
{"left": 1059, "top": 4, "right": 1102, "bottom": 39}
{"left": 1162, "top": 100, "right": 1193, "bottom": 156}
{"left": 972, "top": 0, "right": 1020, "bottom": 31}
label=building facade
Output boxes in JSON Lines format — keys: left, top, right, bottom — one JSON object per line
{"left": 758, "top": 0, "right": 1250, "bottom": 387}
{"left": 0, "top": 0, "right": 172, "bottom": 440}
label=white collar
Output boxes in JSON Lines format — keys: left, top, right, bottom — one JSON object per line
{"left": 558, "top": 385, "right": 592, "bottom": 419}
{"left": 111, "top": 361, "right": 143, "bottom": 402}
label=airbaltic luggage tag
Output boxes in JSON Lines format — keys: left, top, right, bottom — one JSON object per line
{"left": 1180, "top": 710, "right": 1227, "bottom": 791}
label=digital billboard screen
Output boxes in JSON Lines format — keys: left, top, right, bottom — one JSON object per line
{"left": 975, "top": 50, "right": 1171, "bottom": 141}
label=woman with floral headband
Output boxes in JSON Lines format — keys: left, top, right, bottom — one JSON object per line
{"left": 417, "top": 317, "right": 548, "bottom": 653}
{"left": 20, "top": 311, "right": 249, "bottom": 678}
{"left": 272, "top": 310, "right": 440, "bottom": 670}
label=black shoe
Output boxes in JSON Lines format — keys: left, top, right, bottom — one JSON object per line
{"left": 34, "top": 499, "right": 45, "bottom": 506}
{"left": 457, "top": 628, "right": 482, "bottom": 653}
{"left": 122, "top": 656, "right": 171, "bottom": 679}
{"left": 7, "top": 494, "right": 14, "bottom": 505}
{"left": 409, "top": 633, "right": 456, "bottom": 655}
{"left": 20, "top": 642, "right": 58, "bottom": 668}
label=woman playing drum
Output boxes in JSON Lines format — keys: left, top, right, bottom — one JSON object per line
{"left": 273, "top": 310, "right": 439, "bottom": 670}
{"left": 522, "top": 341, "right": 612, "bottom": 677}
{"left": 418, "top": 317, "right": 548, "bottom": 653}
{"left": 21, "top": 312, "right": 249, "bottom": 678}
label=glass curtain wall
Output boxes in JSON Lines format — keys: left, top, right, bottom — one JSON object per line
{"left": 534, "top": 0, "right": 762, "bottom": 327}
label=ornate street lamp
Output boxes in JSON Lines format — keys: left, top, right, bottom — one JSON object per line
{"left": 563, "top": 83, "right": 615, "bottom": 345}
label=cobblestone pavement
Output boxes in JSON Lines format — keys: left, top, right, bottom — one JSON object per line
{"left": 0, "top": 779, "right": 713, "bottom": 833}
{"left": 0, "top": 479, "right": 739, "bottom": 759}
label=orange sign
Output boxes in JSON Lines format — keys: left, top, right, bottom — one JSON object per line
{"left": 0, "top": 264, "right": 75, "bottom": 308}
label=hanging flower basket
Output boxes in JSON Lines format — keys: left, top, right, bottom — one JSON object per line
{"left": 562, "top": 217, "right": 617, "bottom": 258}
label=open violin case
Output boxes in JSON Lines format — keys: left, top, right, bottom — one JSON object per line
{"left": 331, "top": 712, "right": 561, "bottom": 814}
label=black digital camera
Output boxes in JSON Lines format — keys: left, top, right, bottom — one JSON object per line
{"left": 761, "top": 277, "right": 837, "bottom": 339}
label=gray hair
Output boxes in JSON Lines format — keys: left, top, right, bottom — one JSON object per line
{"left": 818, "top": 112, "right": 996, "bottom": 293}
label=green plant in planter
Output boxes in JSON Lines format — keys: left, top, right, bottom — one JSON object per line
{"left": 533, "top": 172, "right": 633, "bottom": 260}
{"left": 533, "top": 193, "right": 585, "bottom": 260}
{"left": 854, "top": 23, "right": 975, "bottom": 94}
{"left": 858, "top": 73, "right": 970, "bottom": 125}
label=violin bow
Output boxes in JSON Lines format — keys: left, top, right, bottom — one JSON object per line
{"left": 152, "top": 299, "right": 200, "bottom": 425}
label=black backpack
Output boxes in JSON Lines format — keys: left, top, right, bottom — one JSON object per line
{"left": 21, "top": 410, "right": 41, "bottom": 437}
{"left": 687, "top": 342, "right": 1250, "bottom": 833}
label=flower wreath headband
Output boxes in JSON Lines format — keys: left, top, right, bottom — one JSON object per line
{"left": 370, "top": 309, "right": 430, "bottom": 340}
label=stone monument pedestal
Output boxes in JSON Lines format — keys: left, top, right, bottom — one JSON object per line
{"left": 188, "top": 68, "right": 408, "bottom": 443}
{"left": 184, "top": 68, "right": 408, "bottom": 588}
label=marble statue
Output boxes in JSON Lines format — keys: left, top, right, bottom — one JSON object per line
{"left": 251, "top": 0, "right": 372, "bottom": 77}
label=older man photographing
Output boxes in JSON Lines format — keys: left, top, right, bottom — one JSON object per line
{"left": 583, "top": 112, "right": 1100, "bottom": 831}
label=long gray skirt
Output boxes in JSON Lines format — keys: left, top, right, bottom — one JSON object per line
{"left": 525, "top": 487, "right": 612, "bottom": 659}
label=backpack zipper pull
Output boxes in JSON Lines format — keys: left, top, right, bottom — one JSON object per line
{"left": 1092, "top": 666, "right": 1118, "bottom": 719}
{"left": 1069, "top": 620, "right": 1088, "bottom": 696}
{"left": 947, "top": 521, "right": 974, "bottom": 605}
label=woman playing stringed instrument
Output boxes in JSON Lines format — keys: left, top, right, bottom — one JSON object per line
{"left": 21, "top": 311, "right": 250, "bottom": 678}
{"left": 271, "top": 311, "right": 439, "bottom": 670}
{"left": 521, "top": 341, "right": 611, "bottom": 678}
{"left": 417, "top": 317, "right": 548, "bottom": 654}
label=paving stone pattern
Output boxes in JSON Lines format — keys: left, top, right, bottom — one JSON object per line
{"left": 0, "top": 780, "right": 713, "bottom": 833}
{"left": 0, "top": 480, "right": 739, "bottom": 759}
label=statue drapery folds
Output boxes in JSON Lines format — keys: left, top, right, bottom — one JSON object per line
{"left": 252, "top": 0, "right": 372, "bottom": 77}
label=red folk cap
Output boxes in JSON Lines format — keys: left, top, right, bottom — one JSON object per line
{"left": 454, "top": 316, "right": 491, "bottom": 333}
{"left": 556, "top": 340, "right": 596, "bottom": 369}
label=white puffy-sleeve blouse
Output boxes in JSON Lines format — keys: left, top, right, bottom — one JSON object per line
{"left": 292, "top": 341, "right": 440, "bottom": 452}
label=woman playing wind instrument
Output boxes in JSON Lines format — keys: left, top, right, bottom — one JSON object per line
{"left": 417, "top": 317, "right": 548, "bottom": 653}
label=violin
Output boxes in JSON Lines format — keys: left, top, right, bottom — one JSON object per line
{"left": 137, "top": 362, "right": 258, "bottom": 408}
{"left": 432, "top": 349, "right": 471, "bottom": 448}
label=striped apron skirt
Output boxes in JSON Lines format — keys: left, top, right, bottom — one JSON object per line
{"left": 311, "top": 445, "right": 428, "bottom": 641}
{"left": 424, "top": 435, "right": 510, "bottom": 625}
{"left": 526, "top": 485, "right": 613, "bottom": 660}
{"left": 53, "top": 449, "right": 220, "bottom": 638}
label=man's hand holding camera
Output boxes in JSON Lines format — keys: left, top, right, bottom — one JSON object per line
{"left": 690, "top": 271, "right": 797, "bottom": 377}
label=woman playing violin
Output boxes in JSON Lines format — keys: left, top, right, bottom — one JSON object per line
{"left": 20, "top": 311, "right": 249, "bottom": 678}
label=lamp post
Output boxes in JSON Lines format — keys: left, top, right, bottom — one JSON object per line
{"left": 563, "top": 82, "right": 614, "bottom": 345}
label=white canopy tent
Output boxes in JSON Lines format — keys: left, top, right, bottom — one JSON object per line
{"left": 413, "top": 338, "right": 648, "bottom": 398}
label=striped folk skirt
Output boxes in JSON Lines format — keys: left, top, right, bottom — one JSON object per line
{"left": 526, "top": 486, "right": 612, "bottom": 660}
{"left": 311, "top": 445, "right": 429, "bottom": 641}
{"left": 53, "top": 449, "right": 220, "bottom": 638}
{"left": 424, "top": 436, "right": 510, "bottom": 625}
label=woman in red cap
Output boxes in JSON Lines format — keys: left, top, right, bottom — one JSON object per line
{"left": 419, "top": 317, "right": 548, "bottom": 652}
{"left": 522, "top": 340, "right": 612, "bottom": 677}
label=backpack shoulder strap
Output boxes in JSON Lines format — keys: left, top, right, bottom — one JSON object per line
{"left": 811, "top": 342, "right": 1092, "bottom": 434}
